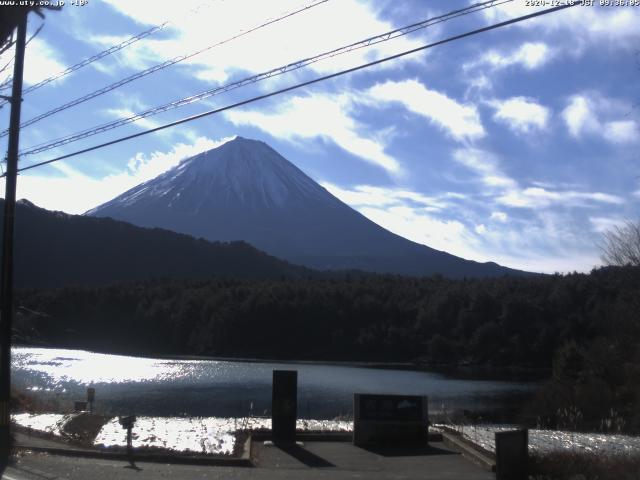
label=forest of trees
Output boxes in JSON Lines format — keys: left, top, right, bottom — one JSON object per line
{"left": 12, "top": 265, "right": 640, "bottom": 431}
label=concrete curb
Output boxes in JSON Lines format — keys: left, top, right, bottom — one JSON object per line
{"left": 440, "top": 431, "right": 496, "bottom": 472}
{"left": 15, "top": 436, "right": 254, "bottom": 467}
{"left": 250, "top": 432, "right": 353, "bottom": 442}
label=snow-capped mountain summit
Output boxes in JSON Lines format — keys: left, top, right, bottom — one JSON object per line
{"left": 95, "top": 136, "right": 333, "bottom": 212}
{"left": 88, "top": 136, "right": 522, "bottom": 277}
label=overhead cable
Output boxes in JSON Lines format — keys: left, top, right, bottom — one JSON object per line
{"left": 6, "top": 3, "right": 579, "bottom": 177}
{"left": 0, "top": 22, "right": 169, "bottom": 107}
{"left": 2, "top": 0, "right": 330, "bottom": 135}
{"left": 19, "top": 0, "right": 513, "bottom": 154}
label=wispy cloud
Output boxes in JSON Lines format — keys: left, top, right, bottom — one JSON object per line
{"left": 321, "top": 182, "right": 450, "bottom": 212}
{"left": 465, "top": 42, "right": 553, "bottom": 73}
{"left": 452, "top": 147, "right": 624, "bottom": 209}
{"left": 368, "top": 79, "right": 485, "bottom": 141}
{"left": 225, "top": 93, "right": 402, "bottom": 175}
{"left": 322, "top": 180, "right": 603, "bottom": 273}
{"left": 589, "top": 216, "right": 628, "bottom": 233}
{"left": 452, "top": 148, "right": 516, "bottom": 190}
{"left": 322, "top": 181, "right": 482, "bottom": 261}
{"left": 497, "top": 187, "right": 624, "bottom": 209}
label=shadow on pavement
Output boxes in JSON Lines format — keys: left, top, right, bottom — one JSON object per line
{"left": 274, "top": 442, "right": 335, "bottom": 468}
{"left": 358, "top": 443, "right": 459, "bottom": 457}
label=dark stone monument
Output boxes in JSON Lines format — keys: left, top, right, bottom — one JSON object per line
{"left": 495, "top": 429, "right": 528, "bottom": 480}
{"left": 353, "top": 393, "right": 428, "bottom": 446}
{"left": 272, "top": 370, "right": 297, "bottom": 443}
{"left": 87, "top": 387, "right": 95, "bottom": 413}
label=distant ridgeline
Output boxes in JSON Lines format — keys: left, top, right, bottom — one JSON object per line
{"left": 0, "top": 198, "right": 310, "bottom": 288}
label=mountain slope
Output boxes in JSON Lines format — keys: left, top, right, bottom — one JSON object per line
{"left": 88, "top": 136, "right": 527, "bottom": 277}
{"left": 1, "top": 199, "right": 309, "bottom": 288}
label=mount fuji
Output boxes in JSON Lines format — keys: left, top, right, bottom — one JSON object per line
{"left": 87, "top": 137, "right": 524, "bottom": 277}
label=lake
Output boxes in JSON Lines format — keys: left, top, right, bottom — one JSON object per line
{"left": 12, "top": 347, "right": 537, "bottom": 419}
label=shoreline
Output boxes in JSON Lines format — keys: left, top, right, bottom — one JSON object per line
{"left": 13, "top": 343, "right": 549, "bottom": 380}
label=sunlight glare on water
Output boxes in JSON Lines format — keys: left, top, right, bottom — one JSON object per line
{"left": 12, "top": 347, "right": 536, "bottom": 418}
{"left": 12, "top": 347, "right": 210, "bottom": 385}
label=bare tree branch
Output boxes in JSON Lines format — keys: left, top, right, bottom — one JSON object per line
{"left": 599, "top": 220, "right": 640, "bottom": 267}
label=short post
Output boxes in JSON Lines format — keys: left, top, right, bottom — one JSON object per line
{"left": 272, "top": 370, "right": 297, "bottom": 443}
{"left": 495, "top": 428, "right": 528, "bottom": 480}
{"left": 87, "top": 387, "right": 95, "bottom": 413}
{"left": 119, "top": 415, "right": 137, "bottom": 466}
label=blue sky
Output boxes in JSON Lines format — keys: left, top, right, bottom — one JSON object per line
{"left": 0, "top": 0, "right": 639, "bottom": 273}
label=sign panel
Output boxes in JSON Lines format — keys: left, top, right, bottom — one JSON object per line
{"left": 353, "top": 393, "right": 428, "bottom": 446}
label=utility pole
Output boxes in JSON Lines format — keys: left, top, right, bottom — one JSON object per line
{"left": 0, "top": 11, "right": 28, "bottom": 468}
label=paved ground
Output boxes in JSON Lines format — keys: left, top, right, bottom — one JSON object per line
{"left": 12, "top": 432, "right": 94, "bottom": 452}
{"left": 1, "top": 440, "right": 494, "bottom": 480}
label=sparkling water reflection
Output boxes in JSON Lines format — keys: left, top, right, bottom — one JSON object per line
{"left": 12, "top": 347, "right": 536, "bottom": 418}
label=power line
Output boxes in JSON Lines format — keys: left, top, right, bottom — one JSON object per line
{"left": 1, "top": 0, "right": 330, "bottom": 136}
{"left": 0, "top": 22, "right": 169, "bottom": 106}
{"left": 5, "top": 3, "right": 578, "bottom": 178}
{"left": 18, "top": 0, "right": 513, "bottom": 155}
{"left": 0, "top": 2, "right": 225, "bottom": 96}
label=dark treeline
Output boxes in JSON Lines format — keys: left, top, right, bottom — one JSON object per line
{"left": 13, "top": 266, "right": 637, "bottom": 365}
{"left": 14, "top": 266, "right": 640, "bottom": 431}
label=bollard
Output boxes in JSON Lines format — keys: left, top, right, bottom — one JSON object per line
{"left": 495, "top": 428, "right": 528, "bottom": 480}
{"left": 272, "top": 370, "right": 297, "bottom": 443}
{"left": 87, "top": 387, "right": 95, "bottom": 413}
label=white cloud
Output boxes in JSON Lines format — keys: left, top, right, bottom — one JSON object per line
{"left": 497, "top": 187, "right": 624, "bottom": 209}
{"left": 482, "top": 2, "right": 640, "bottom": 52}
{"left": 321, "top": 181, "right": 484, "bottom": 260}
{"left": 490, "top": 211, "right": 508, "bottom": 223}
{"left": 368, "top": 79, "right": 485, "bottom": 141}
{"left": 490, "top": 96, "right": 550, "bottom": 134}
{"left": 5, "top": 136, "right": 233, "bottom": 214}
{"left": 452, "top": 148, "right": 517, "bottom": 190}
{"left": 562, "top": 95, "right": 598, "bottom": 138}
{"left": 21, "top": 38, "right": 67, "bottom": 86}
{"left": 226, "top": 93, "right": 401, "bottom": 175}
{"left": 562, "top": 93, "right": 639, "bottom": 144}
{"left": 604, "top": 120, "right": 639, "bottom": 144}
{"left": 321, "top": 182, "right": 449, "bottom": 212}
{"left": 589, "top": 216, "right": 627, "bottom": 233}
{"left": 466, "top": 42, "right": 552, "bottom": 73}
{"left": 321, "top": 181, "right": 604, "bottom": 273}
{"left": 452, "top": 148, "right": 624, "bottom": 209}
{"left": 99, "top": 0, "right": 425, "bottom": 82}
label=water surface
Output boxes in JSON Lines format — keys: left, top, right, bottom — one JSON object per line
{"left": 12, "top": 347, "right": 536, "bottom": 418}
